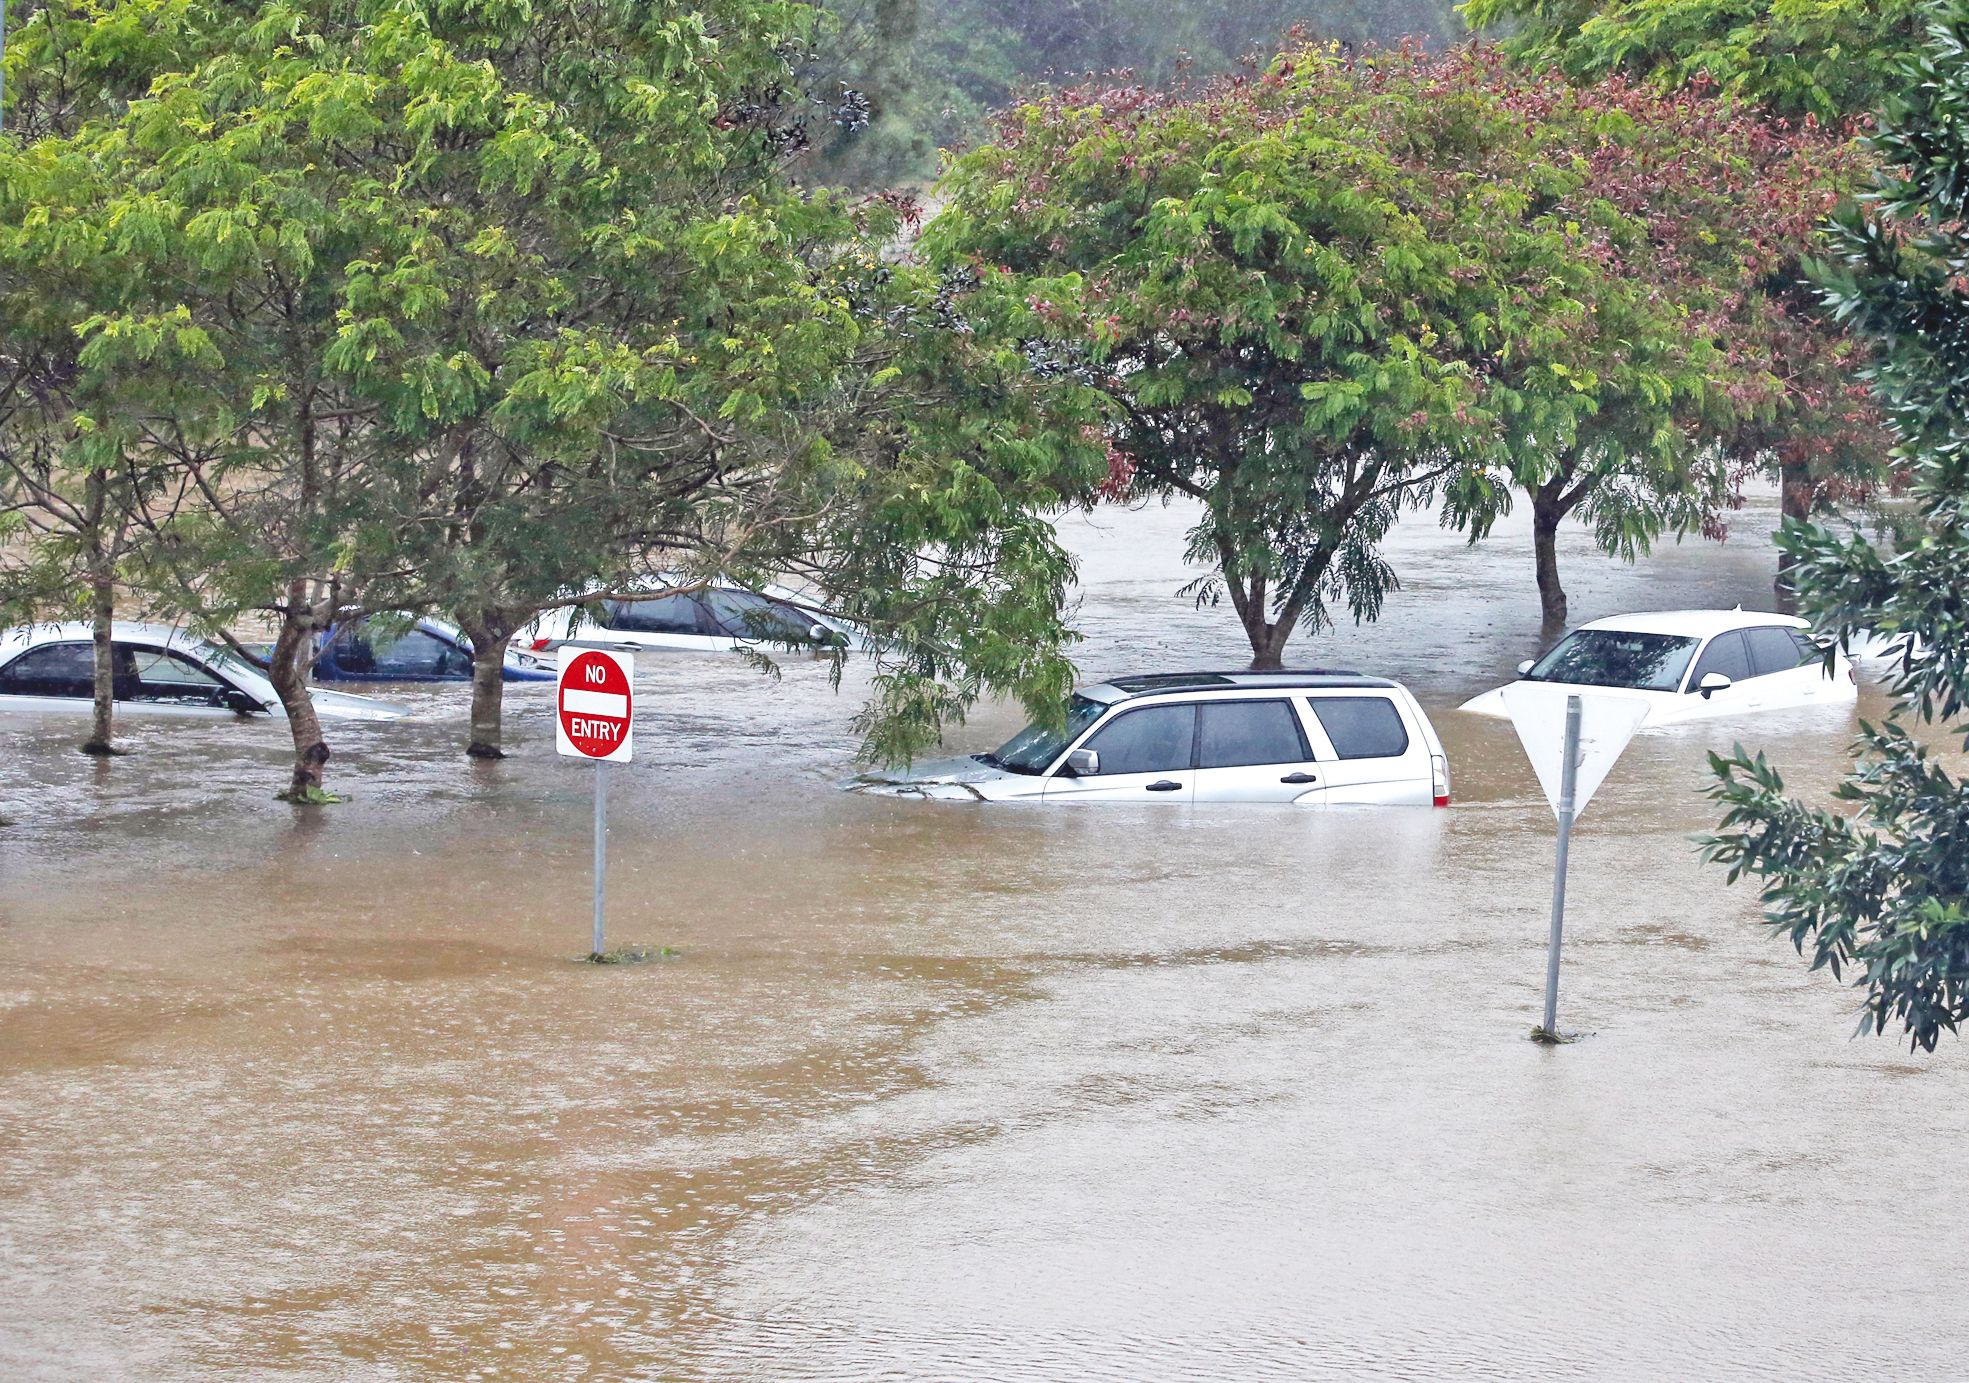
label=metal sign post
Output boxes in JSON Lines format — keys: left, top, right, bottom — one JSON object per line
{"left": 1541, "top": 695, "right": 1583, "bottom": 1036}
{"left": 592, "top": 760, "right": 608, "bottom": 956}
{"left": 1501, "top": 682, "right": 1648, "bottom": 1042}
{"left": 556, "top": 647, "right": 634, "bottom": 959}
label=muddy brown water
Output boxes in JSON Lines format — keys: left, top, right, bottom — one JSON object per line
{"left": 3, "top": 495, "right": 1965, "bottom": 1380}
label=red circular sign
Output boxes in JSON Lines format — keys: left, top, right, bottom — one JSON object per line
{"left": 558, "top": 651, "right": 632, "bottom": 758}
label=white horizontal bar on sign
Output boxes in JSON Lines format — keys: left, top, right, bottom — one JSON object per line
{"left": 562, "top": 688, "right": 628, "bottom": 719}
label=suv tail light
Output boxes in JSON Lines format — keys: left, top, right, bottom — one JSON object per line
{"left": 1431, "top": 752, "right": 1451, "bottom": 808}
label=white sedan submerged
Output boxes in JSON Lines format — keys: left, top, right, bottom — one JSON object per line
{"left": 1459, "top": 609, "right": 1857, "bottom": 726}
{"left": 0, "top": 622, "right": 409, "bottom": 722}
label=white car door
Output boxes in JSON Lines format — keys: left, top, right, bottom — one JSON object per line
{"left": 1299, "top": 693, "right": 1432, "bottom": 806}
{"left": 1190, "top": 698, "right": 1325, "bottom": 803}
{"left": 1743, "top": 625, "right": 1836, "bottom": 708}
{"left": 1682, "top": 631, "right": 1759, "bottom": 715}
{"left": 1042, "top": 703, "right": 1197, "bottom": 803}
{"left": 0, "top": 640, "right": 99, "bottom": 715}
{"left": 120, "top": 643, "right": 251, "bottom": 716}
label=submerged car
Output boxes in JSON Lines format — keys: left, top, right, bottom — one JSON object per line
{"left": 311, "top": 614, "right": 554, "bottom": 683}
{"left": 848, "top": 670, "right": 1451, "bottom": 806}
{"left": 0, "top": 622, "right": 408, "bottom": 722}
{"left": 1458, "top": 609, "right": 1857, "bottom": 726}
{"left": 518, "top": 583, "right": 863, "bottom": 657}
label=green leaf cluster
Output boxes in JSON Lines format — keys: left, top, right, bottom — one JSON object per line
{"left": 1462, "top": 0, "right": 1926, "bottom": 122}
{"left": 1703, "top": 4, "right": 1969, "bottom": 1050}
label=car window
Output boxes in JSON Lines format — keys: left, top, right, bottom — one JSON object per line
{"left": 123, "top": 646, "right": 226, "bottom": 704}
{"left": 329, "top": 624, "right": 377, "bottom": 673}
{"left": 699, "top": 588, "right": 815, "bottom": 643}
{"left": 1688, "top": 631, "right": 1752, "bottom": 689}
{"left": 1082, "top": 704, "right": 1196, "bottom": 775}
{"left": 1307, "top": 697, "right": 1410, "bottom": 760}
{"left": 601, "top": 594, "right": 712, "bottom": 636}
{"left": 991, "top": 694, "right": 1108, "bottom": 775}
{"left": 0, "top": 641, "right": 96, "bottom": 698}
{"left": 1197, "top": 700, "right": 1309, "bottom": 769}
{"left": 1746, "top": 626, "right": 1813, "bottom": 678}
{"left": 1526, "top": 629, "right": 1701, "bottom": 692}
{"left": 368, "top": 627, "right": 471, "bottom": 677}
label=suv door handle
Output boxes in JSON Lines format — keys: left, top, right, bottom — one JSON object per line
{"left": 1145, "top": 780, "right": 1184, "bottom": 792}
{"left": 1279, "top": 772, "right": 1318, "bottom": 784}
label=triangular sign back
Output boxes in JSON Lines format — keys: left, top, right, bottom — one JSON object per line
{"left": 1499, "top": 684, "right": 1650, "bottom": 820}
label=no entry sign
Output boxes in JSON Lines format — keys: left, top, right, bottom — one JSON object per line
{"left": 556, "top": 648, "right": 634, "bottom": 762}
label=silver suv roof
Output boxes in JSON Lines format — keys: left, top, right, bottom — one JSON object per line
{"left": 1084, "top": 670, "right": 1399, "bottom": 703}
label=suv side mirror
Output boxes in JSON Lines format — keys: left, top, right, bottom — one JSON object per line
{"left": 1697, "top": 672, "right": 1734, "bottom": 698}
{"left": 1064, "top": 747, "right": 1100, "bottom": 777}
{"left": 1516, "top": 659, "right": 1535, "bottom": 677}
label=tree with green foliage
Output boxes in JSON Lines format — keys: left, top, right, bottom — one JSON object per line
{"left": 929, "top": 45, "right": 1856, "bottom": 664}
{"left": 1705, "top": 5, "right": 1969, "bottom": 1051}
{"left": 1434, "top": 51, "right": 1870, "bottom": 630}
{"left": 1462, "top": 0, "right": 1924, "bottom": 123}
{"left": 6, "top": 0, "right": 1105, "bottom": 792}
{"left": 0, "top": 0, "right": 257, "bottom": 756}
{"left": 1465, "top": 0, "right": 1901, "bottom": 581}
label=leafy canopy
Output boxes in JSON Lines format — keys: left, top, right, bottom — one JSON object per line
{"left": 927, "top": 43, "right": 1859, "bottom": 664}
{"left": 1462, "top": 0, "right": 1926, "bottom": 122}
{"left": 1705, "top": 3, "right": 1969, "bottom": 1050}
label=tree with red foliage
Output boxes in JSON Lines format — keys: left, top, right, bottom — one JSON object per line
{"left": 926, "top": 43, "right": 1882, "bottom": 661}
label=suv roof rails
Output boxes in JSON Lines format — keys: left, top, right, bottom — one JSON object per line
{"left": 1102, "top": 669, "right": 1380, "bottom": 696}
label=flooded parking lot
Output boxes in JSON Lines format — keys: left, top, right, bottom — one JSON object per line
{"left": 3, "top": 497, "right": 1965, "bottom": 1380}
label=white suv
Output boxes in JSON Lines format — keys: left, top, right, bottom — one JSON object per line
{"left": 848, "top": 671, "right": 1452, "bottom": 806}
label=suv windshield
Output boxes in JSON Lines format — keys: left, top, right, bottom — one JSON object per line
{"left": 1526, "top": 629, "right": 1701, "bottom": 692}
{"left": 983, "top": 695, "right": 1108, "bottom": 774}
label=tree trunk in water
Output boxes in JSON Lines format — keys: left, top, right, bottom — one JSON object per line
{"left": 1532, "top": 493, "right": 1567, "bottom": 636}
{"left": 459, "top": 611, "right": 518, "bottom": 759}
{"left": 1775, "top": 459, "right": 1813, "bottom": 604}
{"left": 80, "top": 568, "right": 119, "bottom": 756}
{"left": 268, "top": 591, "right": 330, "bottom": 800}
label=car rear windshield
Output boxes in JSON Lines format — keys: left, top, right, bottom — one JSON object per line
{"left": 985, "top": 694, "right": 1108, "bottom": 774}
{"left": 1526, "top": 630, "right": 1700, "bottom": 692}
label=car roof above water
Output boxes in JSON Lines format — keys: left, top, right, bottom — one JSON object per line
{"left": 1081, "top": 669, "right": 1399, "bottom": 704}
{"left": 1577, "top": 609, "right": 1808, "bottom": 639}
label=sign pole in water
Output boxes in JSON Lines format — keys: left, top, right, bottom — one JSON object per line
{"left": 556, "top": 648, "right": 634, "bottom": 958}
{"left": 1542, "top": 695, "right": 1583, "bottom": 1035}
{"left": 1501, "top": 682, "right": 1649, "bottom": 1041}
{"left": 593, "top": 759, "right": 607, "bottom": 956}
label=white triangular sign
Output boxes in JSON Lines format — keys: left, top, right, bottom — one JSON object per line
{"left": 1500, "top": 684, "right": 1650, "bottom": 820}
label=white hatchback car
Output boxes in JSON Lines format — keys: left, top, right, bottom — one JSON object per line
{"left": 0, "top": 622, "right": 408, "bottom": 722}
{"left": 518, "top": 583, "right": 864, "bottom": 657}
{"left": 1459, "top": 609, "right": 1857, "bottom": 726}
{"left": 848, "top": 671, "right": 1452, "bottom": 806}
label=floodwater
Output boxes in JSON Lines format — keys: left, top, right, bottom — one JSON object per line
{"left": 3, "top": 495, "right": 1966, "bottom": 1380}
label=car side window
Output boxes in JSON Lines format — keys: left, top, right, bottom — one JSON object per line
{"left": 1306, "top": 697, "right": 1409, "bottom": 759}
{"left": 1687, "top": 631, "right": 1752, "bottom": 689}
{"left": 1746, "top": 626, "right": 1813, "bottom": 678}
{"left": 330, "top": 624, "right": 377, "bottom": 674}
{"left": 601, "top": 595, "right": 711, "bottom": 636}
{"left": 1197, "top": 700, "right": 1309, "bottom": 769}
{"left": 123, "top": 646, "right": 225, "bottom": 704}
{"left": 0, "top": 642, "right": 96, "bottom": 698}
{"left": 369, "top": 628, "right": 469, "bottom": 677}
{"left": 699, "top": 588, "right": 814, "bottom": 642}
{"left": 1081, "top": 704, "right": 1196, "bottom": 775}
